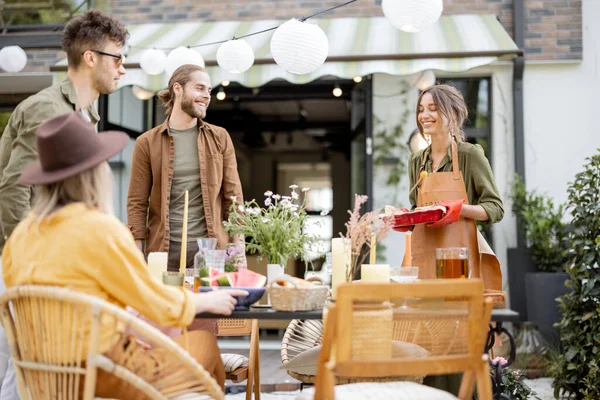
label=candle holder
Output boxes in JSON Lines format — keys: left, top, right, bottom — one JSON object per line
{"left": 162, "top": 271, "right": 184, "bottom": 286}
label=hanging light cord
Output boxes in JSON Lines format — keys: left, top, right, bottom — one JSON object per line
{"left": 129, "top": 0, "right": 357, "bottom": 51}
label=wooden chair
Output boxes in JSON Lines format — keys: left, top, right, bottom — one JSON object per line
{"left": 0, "top": 285, "right": 224, "bottom": 400}
{"left": 217, "top": 318, "right": 260, "bottom": 400}
{"left": 308, "top": 280, "right": 493, "bottom": 400}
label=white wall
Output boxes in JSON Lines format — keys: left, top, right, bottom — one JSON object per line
{"left": 523, "top": 0, "right": 600, "bottom": 206}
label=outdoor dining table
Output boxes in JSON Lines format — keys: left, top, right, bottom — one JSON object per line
{"left": 196, "top": 306, "right": 519, "bottom": 398}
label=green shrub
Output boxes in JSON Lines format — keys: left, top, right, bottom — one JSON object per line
{"left": 510, "top": 175, "right": 570, "bottom": 273}
{"left": 550, "top": 150, "right": 600, "bottom": 399}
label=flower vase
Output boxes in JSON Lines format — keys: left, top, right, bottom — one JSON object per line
{"left": 266, "top": 263, "right": 285, "bottom": 305}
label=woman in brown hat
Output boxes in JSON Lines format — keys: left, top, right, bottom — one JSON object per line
{"left": 1, "top": 111, "right": 246, "bottom": 397}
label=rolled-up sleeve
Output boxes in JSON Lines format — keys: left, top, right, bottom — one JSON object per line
{"left": 469, "top": 145, "right": 504, "bottom": 224}
{"left": 89, "top": 219, "right": 196, "bottom": 327}
{"left": 127, "top": 136, "right": 152, "bottom": 240}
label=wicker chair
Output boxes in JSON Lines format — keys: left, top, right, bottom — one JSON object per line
{"left": 281, "top": 313, "right": 460, "bottom": 384}
{"left": 0, "top": 285, "right": 224, "bottom": 400}
{"left": 217, "top": 318, "right": 260, "bottom": 400}
{"left": 302, "top": 280, "right": 493, "bottom": 400}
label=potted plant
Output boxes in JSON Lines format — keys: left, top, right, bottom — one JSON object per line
{"left": 223, "top": 185, "right": 321, "bottom": 279}
{"left": 510, "top": 175, "right": 570, "bottom": 346}
{"left": 549, "top": 151, "right": 600, "bottom": 400}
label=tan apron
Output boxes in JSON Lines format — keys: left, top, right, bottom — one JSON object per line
{"left": 406, "top": 139, "right": 502, "bottom": 290}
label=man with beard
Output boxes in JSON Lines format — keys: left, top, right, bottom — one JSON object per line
{"left": 127, "top": 64, "right": 244, "bottom": 275}
{"left": 0, "top": 10, "right": 127, "bottom": 399}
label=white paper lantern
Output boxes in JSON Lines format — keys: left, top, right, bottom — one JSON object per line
{"left": 412, "top": 70, "right": 436, "bottom": 90}
{"left": 217, "top": 39, "right": 254, "bottom": 74}
{"left": 140, "top": 48, "right": 167, "bottom": 75}
{"left": 165, "top": 46, "right": 205, "bottom": 78}
{"left": 0, "top": 46, "right": 27, "bottom": 73}
{"left": 382, "top": 0, "right": 443, "bottom": 33}
{"left": 270, "top": 18, "right": 329, "bottom": 75}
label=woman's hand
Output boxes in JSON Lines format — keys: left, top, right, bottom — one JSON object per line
{"left": 194, "top": 289, "right": 249, "bottom": 315}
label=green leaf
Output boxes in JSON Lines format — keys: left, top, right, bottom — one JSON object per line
{"left": 582, "top": 312, "right": 595, "bottom": 321}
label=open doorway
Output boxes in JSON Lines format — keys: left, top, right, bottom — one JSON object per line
{"left": 202, "top": 77, "right": 370, "bottom": 277}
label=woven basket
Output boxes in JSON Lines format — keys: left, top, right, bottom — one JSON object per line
{"left": 268, "top": 284, "right": 329, "bottom": 312}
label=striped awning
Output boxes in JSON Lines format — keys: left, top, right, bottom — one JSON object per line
{"left": 52, "top": 14, "right": 519, "bottom": 90}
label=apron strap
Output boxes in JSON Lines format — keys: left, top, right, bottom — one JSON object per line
{"left": 419, "top": 147, "right": 429, "bottom": 173}
{"left": 451, "top": 137, "right": 460, "bottom": 180}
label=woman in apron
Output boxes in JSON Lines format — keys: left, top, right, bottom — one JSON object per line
{"left": 406, "top": 84, "right": 504, "bottom": 290}
{"left": 405, "top": 84, "right": 504, "bottom": 395}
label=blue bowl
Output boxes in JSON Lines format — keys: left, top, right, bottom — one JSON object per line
{"left": 198, "top": 287, "right": 266, "bottom": 311}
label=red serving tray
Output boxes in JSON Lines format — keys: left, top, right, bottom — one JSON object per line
{"left": 392, "top": 208, "right": 444, "bottom": 230}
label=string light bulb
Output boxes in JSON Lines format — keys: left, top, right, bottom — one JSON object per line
{"left": 132, "top": 85, "right": 155, "bottom": 100}
{"left": 216, "top": 87, "right": 226, "bottom": 101}
{"left": 332, "top": 84, "right": 342, "bottom": 97}
{"left": 221, "top": 80, "right": 231, "bottom": 87}
{"left": 353, "top": 76, "right": 363, "bottom": 83}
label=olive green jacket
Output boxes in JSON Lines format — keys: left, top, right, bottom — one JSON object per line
{"left": 0, "top": 79, "right": 99, "bottom": 251}
{"left": 408, "top": 141, "right": 504, "bottom": 225}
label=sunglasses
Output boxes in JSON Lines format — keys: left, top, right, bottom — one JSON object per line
{"left": 87, "top": 50, "right": 126, "bottom": 66}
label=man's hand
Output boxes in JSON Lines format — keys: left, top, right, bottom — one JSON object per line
{"left": 194, "top": 289, "right": 248, "bottom": 316}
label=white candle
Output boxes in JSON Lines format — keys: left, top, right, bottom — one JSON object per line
{"left": 147, "top": 252, "right": 168, "bottom": 282}
{"left": 331, "top": 238, "right": 350, "bottom": 299}
{"left": 361, "top": 264, "right": 391, "bottom": 283}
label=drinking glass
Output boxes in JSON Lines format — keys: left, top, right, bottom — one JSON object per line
{"left": 205, "top": 249, "right": 227, "bottom": 274}
{"left": 390, "top": 266, "right": 419, "bottom": 309}
{"left": 436, "top": 248, "right": 469, "bottom": 279}
{"left": 185, "top": 268, "right": 196, "bottom": 291}
{"left": 162, "top": 271, "right": 184, "bottom": 286}
{"left": 390, "top": 266, "right": 419, "bottom": 283}
{"left": 194, "top": 237, "right": 218, "bottom": 272}
{"left": 325, "top": 251, "right": 333, "bottom": 276}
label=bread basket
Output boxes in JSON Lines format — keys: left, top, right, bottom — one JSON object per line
{"left": 268, "top": 275, "right": 329, "bottom": 312}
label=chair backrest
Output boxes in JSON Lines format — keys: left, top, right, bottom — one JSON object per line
{"left": 217, "top": 319, "right": 252, "bottom": 337}
{"left": 0, "top": 285, "right": 224, "bottom": 400}
{"left": 318, "top": 280, "right": 493, "bottom": 399}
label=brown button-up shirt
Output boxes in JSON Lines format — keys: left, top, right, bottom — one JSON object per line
{"left": 127, "top": 118, "right": 243, "bottom": 254}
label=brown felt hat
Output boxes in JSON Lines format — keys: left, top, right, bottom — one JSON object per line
{"left": 18, "top": 111, "right": 128, "bottom": 185}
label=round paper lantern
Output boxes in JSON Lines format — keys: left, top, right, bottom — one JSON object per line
{"left": 413, "top": 70, "right": 436, "bottom": 90}
{"left": 217, "top": 39, "right": 254, "bottom": 74}
{"left": 0, "top": 46, "right": 27, "bottom": 73}
{"left": 165, "top": 46, "right": 205, "bottom": 77}
{"left": 270, "top": 18, "right": 329, "bottom": 75}
{"left": 382, "top": 0, "right": 443, "bottom": 33}
{"left": 140, "top": 48, "right": 167, "bottom": 75}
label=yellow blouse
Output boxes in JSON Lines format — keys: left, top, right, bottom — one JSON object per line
{"left": 2, "top": 203, "right": 195, "bottom": 356}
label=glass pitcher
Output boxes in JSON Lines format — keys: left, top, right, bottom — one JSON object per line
{"left": 194, "top": 238, "right": 218, "bottom": 270}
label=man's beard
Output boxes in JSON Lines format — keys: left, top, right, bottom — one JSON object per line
{"left": 181, "top": 92, "right": 206, "bottom": 119}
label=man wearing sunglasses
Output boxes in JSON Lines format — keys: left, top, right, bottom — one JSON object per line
{"left": 0, "top": 9, "right": 128, "bottom": 399}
